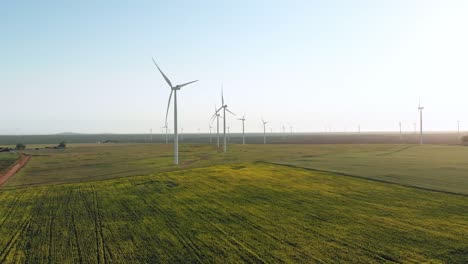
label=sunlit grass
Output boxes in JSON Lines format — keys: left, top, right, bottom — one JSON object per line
{"left": 0, "top": 162, "right": 466, "bottom": 263}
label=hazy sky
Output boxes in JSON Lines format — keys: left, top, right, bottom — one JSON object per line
{"left": 2, "top": 0, "right": 468, "bottom": 134}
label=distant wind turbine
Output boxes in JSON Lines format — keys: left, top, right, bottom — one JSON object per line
{"left": 399, "top": 122, "right": 402, "bottom": 141}
{"left": 457, "top": 120, "right": 460, "bottom": 135}
{"left": 418, "top": 102, "right": 424, "bottom": 145}
{"left": 152, "top": 58, "right": 198, "bottom": 165}
{"left": 213, "top": 88, "right": 236, "bottom": 152}
{"left": 238, "top": 114, "right": 246, "bottom": 145}
{"left": 210, "top": 105, "right": 222, "bottom": 149}
{"left": 209, "top": 125, "right": 213, "bottom": 143}
{"left": 262, "top": 118, "right": 269, "bottom": 144}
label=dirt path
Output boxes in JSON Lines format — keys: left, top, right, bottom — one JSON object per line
{"left": 0, "top": 154, "right": 31, "bottom": 186}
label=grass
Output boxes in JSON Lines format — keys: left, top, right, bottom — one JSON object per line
{"left": 1, "top": 143, "right": 467, "bottom": 263}
{"left": 6, "top": 143, "right": 468, "bottom": 195}
{"left": 0, "top": 162, "right": 466, "bottom": 263}
{"left": 0, "top": 152, "right": 19, "bottom": 173}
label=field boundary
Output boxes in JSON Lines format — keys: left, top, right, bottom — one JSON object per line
{"left": 0, "top": 154, "right": 31, "bottom": 186}
{"left": 263, "top": 161, "right": 468, "bottom": 197}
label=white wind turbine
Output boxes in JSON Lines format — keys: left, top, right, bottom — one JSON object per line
{"left": 152, "top": 58, "right": 198, "bottom": 165}
{"left": 418, "top": 101, "right": 424, "bottom": 145}
{"left": 209, "top": 125, "right": 213, "bottom": 143}
{"left": 213, "top": 89, "right": 236, "bottom": 152}
{"left": 262, "top": 117, "right": 269, "bottom": 144}
{"left": 238, "top": 114, "right": 246, "bottom": 145}
{"left": 399, "top": 122, "right": 402, "bottom": 141}
{"left": 210, "top": 105, "right": 222, "bottom": 149}
{"left": 161, "top": 123, "right": 169, "bottom": 144}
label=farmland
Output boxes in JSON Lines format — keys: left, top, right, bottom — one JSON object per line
{"left": 0, "top": 162, "right": 467, "bottom": 263}
{"left": 0, "top": 143, "right": 467, "bottom": 263}
{"left": 6, "top": 143, "right": 468, "bottom": 195}
{"left": 0, "top": 153, "right": 19, "bottom": 173}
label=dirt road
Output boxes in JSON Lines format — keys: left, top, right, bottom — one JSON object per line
{"left": 0, "top": 154, "right": 31, "bottom": 186}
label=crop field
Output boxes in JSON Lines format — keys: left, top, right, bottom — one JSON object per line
{"left": 0, "top": 143, "right": 467, "bottom": 263}
{"left": 0, "top": 153, "right": 19, "bottom": 173}
{"left": 0, "top": 162, "right": 467, "bottom": 263}
{"left": 0, "top": 131, "right": 465, "bottom": 145}
{"left": 6, "top": 143, "right": 468, "bottom": 195}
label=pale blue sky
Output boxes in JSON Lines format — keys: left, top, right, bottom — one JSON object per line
{"left": 2, "top": 0, "right": 468, "bottom": 134}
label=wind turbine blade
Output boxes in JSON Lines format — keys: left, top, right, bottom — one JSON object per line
{"left": 210, "top": 107, "right": 223, "bottom": 122}
{"left": 152, "top": 58, "right": 173, "bottom": 88}
{"left": 221, "top": 86, "right": 224, "bottom": 106}
{"left": 210, "top": 113, "right": 217, "bottom": 123}
{"left": 178, "top": 80, "right": 198, "bottom": 89}
{"left": 226, "top": 108, "right": 236, "bottom": 116}
{"left": 165, "top": 90, "right": 173, "bottom": 125}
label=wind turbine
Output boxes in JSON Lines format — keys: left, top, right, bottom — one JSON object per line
{"left": 161, "top": 124, "right": 169, "bottom": 144}
{"left": 152, "top": 58, "right": 198, "bottom": 165}
{"left": 149, "top": 128, "right": 153, "bottom": 143}
{"left": 213, "top": 88, "right": 236, "bottom": 152}
{"left": 210, "top": 105, "right": 222, "bottom": 149}
{"left": 238, "top": 114, "right": 246, "bottom": 145}
{"left": 418, "top": 102, "right": 424, "bottom": 145}
{"left": 399, "top": 122, "right": 402, "bottom": 141}
{"left": 457, "top": 120, "right": 460, "bottom": 135}
{"left": 209, "top": 125, "right": 213, "bottom": 143}
{"left": 262, "top": 118, "right": 269, "bottom": 144}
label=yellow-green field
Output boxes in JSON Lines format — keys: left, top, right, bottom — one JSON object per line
{"left": 8, "top": 144, "right": 468, "bottom": 195}
{"left": 0, "top": 152, "right": 18, "bottom": 173}
{"left": 0, "top": 144, "right": 467, "bottom": 263}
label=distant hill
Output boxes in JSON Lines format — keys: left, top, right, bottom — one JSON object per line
{"left": 54, "top": 132, "right": 85, "bottom": 135}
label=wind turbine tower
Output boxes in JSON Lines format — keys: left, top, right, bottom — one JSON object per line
{"left": 262, "top": 118, "right": 269, "bottom": 144}
{"left": 399, "top": 122, "right": 402, "bottom": 141}
{"left": 152, "top": 58, "right": 198, "bottom": 165}
{"left": 238, "top": 115, "right": 246, "bottom": 144}
{"left": 213, "top": 89, "right": 235, "bottom": 152}
{"left": 210, "top": 105, "right": 222, "bottom": 149}
{"left": 209, "top": 125, "right": 212, "bottom": 143}
{"left": 418, "top": 102, "right": 424, "bottom": 145}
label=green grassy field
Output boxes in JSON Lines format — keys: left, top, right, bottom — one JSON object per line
{"left": 0, "top": 163, "right": 467, "bottom": 263}
{"left": 0, "top": 143, "right": 467, "bottom": 263}
{"left": 0, "top": 152, "right": 19, "bottom": 173}
{"left": 7, "top": 143, "right": 468, "bottom": 195}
